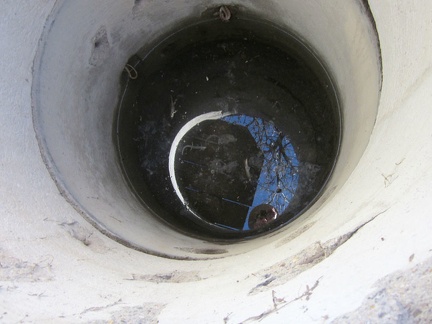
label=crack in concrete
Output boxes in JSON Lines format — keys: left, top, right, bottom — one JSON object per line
{"left": 275, "top": 222, "right": 316, "bottom": 248}
{"left": 80, "top": 298, "right": 123, "bottom": 315}
{"left": 124, "top": 270, "right": 202, "bottom": 283}
{"left": 239, "top": 277, "right": 323, "bottom": 324}
{"left": 248, "top": 208, "right": 390, "bottom": 295}
{"left": 234, "top": 208, "right": 390, "bottom": 323}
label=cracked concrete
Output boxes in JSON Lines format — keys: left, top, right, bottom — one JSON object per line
{"left": 239, "top": 277, "right": 323, "bottom": 323}
{"left": 275, "top": 222, "right": 316, "bottom": 248}
{"left": 249, "top": 209, "right": 389, "bottom": 295}
{"left": 58, "top": 221, "right": 111, "bottom": 254}
{"left": 125, "top": 271, "right": 202, "bottom": 283}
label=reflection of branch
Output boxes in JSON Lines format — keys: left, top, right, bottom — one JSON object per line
{"left": 223, "top": 115, "right": 298, "bottom": 212}
{"left": 279, "top": 143, "right": 293, "bottom": 167}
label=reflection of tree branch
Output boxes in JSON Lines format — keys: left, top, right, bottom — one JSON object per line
{"left": 276, "top": 170, "right": 281, "bottom": 189}
{"left": 223, "top": 115, "right": 298, "bottom": 213}
{"left": 276, "top": 133, "right": 294, "bottom": 169}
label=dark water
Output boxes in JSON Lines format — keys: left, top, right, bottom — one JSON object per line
{"left": 115, "top": 14, "right": 341, "bottom": 240}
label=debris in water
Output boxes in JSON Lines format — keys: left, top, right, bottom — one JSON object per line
{"left": 219, "top": 6, "right": 231, "bottom": 22}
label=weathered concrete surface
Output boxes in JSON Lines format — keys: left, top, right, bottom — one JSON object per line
{"left": 1, "top": 0, "right": 432, "bottom": 323}
{"left": 332, "top": 256, "right": 432, "bottom": 323}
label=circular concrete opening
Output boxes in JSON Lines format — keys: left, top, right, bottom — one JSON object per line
{"left": 116, "top": 15, "right": 341, "bottom": 240}
{"left": 32, "top": 0, "right": 381, "bottom": 259}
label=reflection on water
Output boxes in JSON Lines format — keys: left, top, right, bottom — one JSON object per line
{"left": 222, "top": 115, "right": 299, "bottom": 230}
{"left": 116, "top": 18, "right": 341, "bottom": 239}
{"left": 171, "top": 113, "right": 298, "bottom": 232}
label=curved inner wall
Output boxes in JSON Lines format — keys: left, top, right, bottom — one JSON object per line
{"left": 32, "top": 0, "right": 381, "bottom": 259}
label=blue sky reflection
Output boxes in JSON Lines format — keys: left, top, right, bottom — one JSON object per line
{"left": 222, "top": 115, "right": 299, "bottom": 230}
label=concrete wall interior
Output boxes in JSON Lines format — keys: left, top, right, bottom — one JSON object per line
{"left": 0, "top": 0, "right": 431, "bottom": 323}
{"left": 32, "top": 0, "right": 380, "bottom": 258}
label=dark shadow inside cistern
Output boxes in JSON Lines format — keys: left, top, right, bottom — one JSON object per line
{"left": 115, "top": 6, "right": 341, "bottom": 240}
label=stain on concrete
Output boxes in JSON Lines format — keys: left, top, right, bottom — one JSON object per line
{"left": 248, "top": 241, "right": 327, "bottom": 295}
{"left": 275, "top": 222, "right": 316, "bottom": 247}
{"left": 0, "top": 252, "right": 54, "bottom": 282}
{"left": 125, "top": 270, "right": 202, "bottom": 283}
{"left": 249, "top": 234, "right": 355, "bottom": 295}
{"left": 107, "top": 303, "right": 165, "bottom": 324}
{"left": 249, "top": 209, "right": 389, "bottom": 294}
{"left": 59, "top": 221, "right": 110, "bottom": 254}
{"left": 332, "top": 256, "right": 432, "bottom": 323}
{"left": 81, "top": 299, "right": 123, "bottom": 315}
{"left": 110, "top": 303, "right": 165, "bottom": 324}
{"left": 89, "top": 26, "right": 110, "bottom": 66}
{"left": 89, "top": 302, "right": 165, "bottom": 324}
{"left": 174, "top": 247, "right": 228, "bottom": 255}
